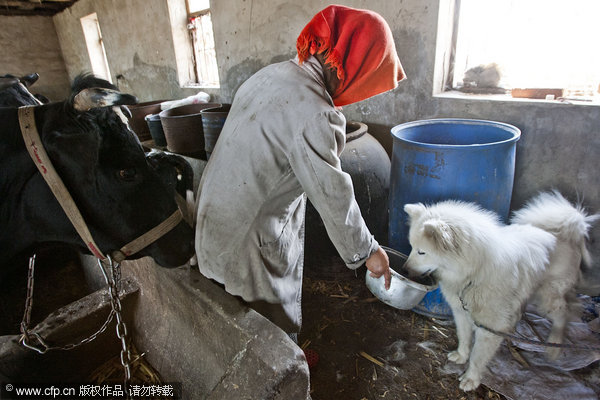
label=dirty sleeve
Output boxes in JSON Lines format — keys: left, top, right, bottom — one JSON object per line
{"left": 289, "top": 110, "right": 378, "bottom": 269}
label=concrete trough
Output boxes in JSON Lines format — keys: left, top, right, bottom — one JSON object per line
{"left": 0, "top": 257, "right": 310, "bottom": 399}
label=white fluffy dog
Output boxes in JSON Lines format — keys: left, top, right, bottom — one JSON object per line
{"left": 403, "top": 191, "right": 598, "bottom": 391}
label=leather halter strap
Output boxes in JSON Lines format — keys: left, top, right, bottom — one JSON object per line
{"left": 18, "top": 105, "right": 183, "bottom": 262}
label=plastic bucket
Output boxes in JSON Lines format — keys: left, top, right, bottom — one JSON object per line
{"left": 145, "top": 113, "right": 167, "bottom": 147}
{"left": 126, "top": 100, "right": 168, "bottom": 142}
{"left": 389, "top": 118, "right": 521, "bottom": 319}
{"left": 159, "top": 103, "right": 221, "bottom": 159}
{"left": 200, "top": 104, "right": 231, "bottom": 159}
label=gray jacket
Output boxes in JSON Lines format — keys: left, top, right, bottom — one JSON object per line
{"left": 194, "top": 56, "right": 378, "bottom": 331}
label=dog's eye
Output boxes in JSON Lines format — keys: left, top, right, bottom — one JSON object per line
{"left": 417, "top": 250, "right": 426, "bottom": 255}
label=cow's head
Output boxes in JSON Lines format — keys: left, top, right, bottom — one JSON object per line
{"left": 31, "top": 74, "right": 194, "bottom": 267}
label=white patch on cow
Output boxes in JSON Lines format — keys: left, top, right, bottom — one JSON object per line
{"left": 113, "top": 106, "right": 129, "bottom": 125}
{"left": 112, "top": 106, "right": 142, "bottom": 147}
{"left": 103, "top": 91, "right": 122, "bottom": 106}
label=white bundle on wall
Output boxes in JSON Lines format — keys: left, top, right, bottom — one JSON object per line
{"left": 161, "top": 91, "right": 211, "bottom": 110}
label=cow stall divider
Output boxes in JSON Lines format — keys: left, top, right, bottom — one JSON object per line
{"left": 16, "top": 104, "right": 190, "bottom": 388}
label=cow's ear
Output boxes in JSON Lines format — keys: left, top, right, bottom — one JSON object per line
{"left": 0, "top": 77, "right": 19, "bottom": 90}
{"left": 72, "top": 87, "right": 137, "bottom": 112}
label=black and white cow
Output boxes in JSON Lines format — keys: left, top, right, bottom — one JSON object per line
{"left": 0, "top": 74, "right": 194, "bottom": 269}
{"left": 0, "top": 73, "right": 45, "bottom": 107}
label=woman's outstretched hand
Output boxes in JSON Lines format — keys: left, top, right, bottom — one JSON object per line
{"left": 365, "top": 246, "right": 391, "bottom": 290}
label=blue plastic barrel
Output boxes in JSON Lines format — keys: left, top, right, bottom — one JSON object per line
{"left": 389, "top": 118, "right": 521, "bottom": 319}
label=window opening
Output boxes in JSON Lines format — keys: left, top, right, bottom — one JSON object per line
{"left": 80, "top": 13, "right": 112, "bottom": 83}
{"left": 186, "top": 0, "right": 219, "bottom": 87}
{"left": 447, "top": 0, "right": 600, "bottom": 102}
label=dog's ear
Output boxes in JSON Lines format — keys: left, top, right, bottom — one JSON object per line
{"left": 423, "top": 219, "right": 459, "bottom": 252}
{"left": 404, "top": 203, "right": 427, "bottom": 220}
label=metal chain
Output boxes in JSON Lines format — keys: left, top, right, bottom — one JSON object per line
{"left": 19, "top": 254, "right": 37, "bottom": 346}
{"left": 20, "top": 255, "right": 115, "bottom": 354}
{"left": 98, "top": 256, "right": 133, "bottom": 387}
{"left": 19, "top": 253, "right": 133, "bottom": 388}
{"left": 459, "top": 285, "right": 600, "bottom": 351}
{"left": 473, "top": 321, "right": 600, "bottom": 351}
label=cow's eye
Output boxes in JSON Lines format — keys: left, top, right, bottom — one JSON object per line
{"left": 117, "top": 168, "right": 137, "bottom": 181}
{"left": 417, "top": 250, "right": 426, "bottom": 255}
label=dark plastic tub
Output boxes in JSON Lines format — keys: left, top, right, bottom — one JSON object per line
{"left": 145, "top": 113, "right": 166, "bottom": 147}
{"left": 126, "top": 100, "right": 168, "bottom": 142}
{"left": 200, "top": 104, "right": 231, "bottom": 159}
{"left": 159, "top": 103, "right": 221, "bottom": 159}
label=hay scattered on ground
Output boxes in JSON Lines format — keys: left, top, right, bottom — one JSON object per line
{"left": 88, "top": 345, "right": 162, "bottom": 385}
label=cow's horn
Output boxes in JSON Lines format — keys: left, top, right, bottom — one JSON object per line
{"left": 21, "top": 73, "right": 39, "bottom": 87}
{"left": 73, "top": 87, "right": 138, "bottom": 111}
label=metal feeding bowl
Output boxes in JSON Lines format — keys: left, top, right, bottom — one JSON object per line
{"left": 365, "top": 246, "right": 438, "bottom": 310}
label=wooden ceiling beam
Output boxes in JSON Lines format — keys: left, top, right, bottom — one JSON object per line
{"left": 0, "top": 0, "right": 78, "bottom": 16}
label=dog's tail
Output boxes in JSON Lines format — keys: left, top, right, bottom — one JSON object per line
{"left": 512, "top": 190, "right": 599, "bottom": 267}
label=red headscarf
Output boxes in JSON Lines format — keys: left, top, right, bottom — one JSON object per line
{"left": 297, "top": 5, "right": 406, "bottom": 107}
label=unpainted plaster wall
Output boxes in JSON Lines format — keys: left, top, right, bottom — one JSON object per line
{"left": 51, "top": 0, "right": 600, "bottom": 275}
{"left": 0, "top": 15, "right": 70, "bottom": 101}
{"left": 53, "top": 0, "right": 186, "bottom": 101}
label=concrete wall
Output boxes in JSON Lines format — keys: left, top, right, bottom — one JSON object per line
{"left": 78, "top": 256, "right": 310, "bottom": 399}
{"left": 0, "top": 15, "right": 70, "bottom": 101}
{"left": 51, "top": 0, "right": 600, "bottom": 276}
{"left": 53, "top": 0, "right": 186, "bottom": 101}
